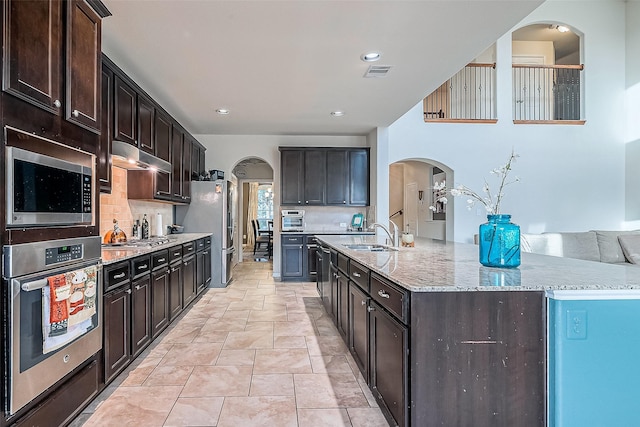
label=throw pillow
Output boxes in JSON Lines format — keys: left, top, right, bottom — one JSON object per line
{"left": 618, "top": 234, "right": 640, "bottom": 264}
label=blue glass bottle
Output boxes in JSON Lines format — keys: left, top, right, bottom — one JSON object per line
{"left": 479, "top": 214, "right": 521, "bottom": 268}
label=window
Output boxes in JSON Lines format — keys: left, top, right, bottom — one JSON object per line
{"left": 256, "top": 184, "right": 273, "bottom": 229}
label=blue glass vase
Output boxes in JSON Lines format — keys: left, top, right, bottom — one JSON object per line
{"left": 479, "top": 214, "right": 521, "bottom": 268}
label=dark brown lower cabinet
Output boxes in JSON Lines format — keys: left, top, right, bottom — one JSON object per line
{"left": 339, "top": 252, "right": 546, "bottom": 427}
{"left": 348, "top": 282, "right": 369, "bottom": 381}
{"left": 169, "top": 262, "right": 183, "bottom": 322}
{"left": 182, "top": 256, "right": 196, "bottom": 308}
{"left": 151, "top": 268, "right": 170, "bottom": 339}
{"left": 131, "top": 275, "right": 151, "bottom": 358}
{"left": 104, "top": 285, "right": 131, "bottom": 383}
{"left": 370, "top": 301, "right": 408, "bottom": 427}
{"left": 337, "top": 273, "right": 349, "bottom": 340}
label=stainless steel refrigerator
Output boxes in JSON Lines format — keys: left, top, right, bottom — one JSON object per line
{"left": 176, "top": 180, "right": 237, "bottom": 287}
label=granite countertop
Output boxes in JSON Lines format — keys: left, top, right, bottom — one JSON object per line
{"left": 316, "top": 235, "right": 640, "bottom": 293}
{"left": 281, "top": 230, "right": 375, "bottom": 235}
{"left": 101, "top": 233, "right": 212, "bottom": 265}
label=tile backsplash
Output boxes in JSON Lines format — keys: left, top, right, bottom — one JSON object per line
{"left": 281, "top": 206, "right": 366, "bottom": 231}
{"left": 100, "top": 167, "right": 173, "bottom": 240}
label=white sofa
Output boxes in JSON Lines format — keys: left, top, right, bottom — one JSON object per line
{"left": 520, "top": 230, "right": 640, "bottom": 265}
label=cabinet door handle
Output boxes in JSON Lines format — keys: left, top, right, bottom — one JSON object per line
{"left": 361, "top": 300, "right": 367, "bottom": 306}
{"left": 157, "top": 258, "right": 166, "bottom": 263}
{"left": 125, "top": 289, "right": 132, "bottom": 294}
{"left": 72, "top": 109, "right": 79, "bottom": 117}
{"left": 378, "top": 289, "right": 390, "bottom": 299}
{"left": 113, "top": 272, "right": 126, "bottom": 279}
{"left": 343, "top": 200, "right": 346, "bottom": 204}
{"left": 135, "top": 285, "right": 141, "bottom": 290}
{"left": 299, "top": 245, "right": 303, "bottom": 249}
{"left": 138, "top": 264, "right": 148, "bottom": 270}
{"left": 54, "top": 99, "right": 62, "bottom": 108}
{"left": 367, "top": 306, "right": 375, "bottom": 312}
{"left": 171, "top": 267, "right": 179, "bottom": 272}
{"left": 305, "top": 201, "right": 309, "bottom": 204}
{"left": 353, "top": 272, "right": 361, "bottom": 278}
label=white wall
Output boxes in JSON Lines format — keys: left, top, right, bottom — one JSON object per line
{"left": 194, "top": 134, "right": 367, "bottom": 277}
{"left": 625, "top": 1, "right": 640, "bottom": 226}
{"left": 387, "top": 1, "right": 629, "bottom": 243}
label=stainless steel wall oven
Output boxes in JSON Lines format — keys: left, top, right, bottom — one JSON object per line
{"left": 2, "top": 236, "right": 102, "bottom": 415}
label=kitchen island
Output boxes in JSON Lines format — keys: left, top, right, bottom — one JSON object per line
{"left": 316, "top": 235, "right": 640, "bottom": 427}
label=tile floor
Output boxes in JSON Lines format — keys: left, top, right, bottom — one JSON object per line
{"left": 71, "top": 253, "right": 388, "bottom": 426}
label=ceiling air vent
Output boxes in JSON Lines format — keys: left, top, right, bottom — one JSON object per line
{"left": 364, "top": 65, "right": 392, "bottom": 78}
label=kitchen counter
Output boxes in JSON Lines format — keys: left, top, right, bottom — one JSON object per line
{"left": 101, "top": 233, "right": 211, "bottom": 265}
{"left": 317, "top": 234, "right": 640, "bottom": 292}
{"left": 281, "top": 230, "right": 375, "bottom": 235}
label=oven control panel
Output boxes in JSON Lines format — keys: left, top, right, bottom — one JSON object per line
{"left": 45, "top": 244, "right": 83, "bottom": 265}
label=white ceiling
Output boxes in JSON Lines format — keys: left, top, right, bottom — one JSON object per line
{"left": 102, "top": 0, "right": 544, "bottom": 136}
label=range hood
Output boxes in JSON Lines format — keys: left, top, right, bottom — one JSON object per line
{"left": 111, "top": 140, "right": 171, "bottom": 173}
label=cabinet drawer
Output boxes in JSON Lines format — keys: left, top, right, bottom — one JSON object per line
{"left": 105, "top": 262, "right": 130, "bottom": 291}
{"left": 204, "top": 236, "right": 212, "bottom": 249}
{"left": 370, "top": 273, "right": 408, "bottom": 323}
{"left": 182, "top": 241, "right": 196, "bottom": 257}
{"left": 282, "top": 235, "right": 303, "bottom": 244}
{"left": 152, "top": 250, "right": 169, "bottom": 270}
{"left": 168, "top": 245, "right": 183, "bottom": 263}
{"left": 132, "top": 255, "right": 151, "bottom": 278}
{"left": 196, "top": 238, "right": 206, "bottom": 252}
{"left": 337, "top": 252, "right": 349, "bottom": 274}
{"left": 349, "top": 261, "right": 369, "bottom": 292}
{"left": 306, "top": 235, "right": 318, "bottom": 246}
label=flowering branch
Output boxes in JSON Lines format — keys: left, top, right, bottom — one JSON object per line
{"left": 429, "top": 149, "right": 520, "bottom": 215}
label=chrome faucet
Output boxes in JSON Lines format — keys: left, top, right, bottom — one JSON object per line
{"left": 369, "top": 220, "right": 399, "bottom": 247}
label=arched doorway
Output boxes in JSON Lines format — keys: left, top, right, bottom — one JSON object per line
{"left": 389, "top": 158, "right": 453, "bottom": 241}
{"left": 232, "top": 157, "right": 274, "bottom": 263}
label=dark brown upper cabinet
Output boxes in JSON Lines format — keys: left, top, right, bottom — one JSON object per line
{"left": 114, "top": 76, "right": 137, "bottom": 145}
{"left": 172, "top": 126, "right": 185, "bottom": 202}
{"left": 3, "top": 0, "right": 103, "bottom": 136}
{"left": 279, "top": 147, "right": 370, "bottom": 207}
{"left": 182, "top": 135, "right": 192, "bottom": 203}
{"left": 3, "top": 0, "right": 63, "bottom": 113}
{"left": 66, "top": 0, "right": 101, "bottom": 133}
{"left": 137, "top": 94, "right": 154, "bottom": 154}
{"left": 99, "top": 62, "right": 113, "bottom": 193}
{"left": 155, "top": 110, "right": 172, "bottom": 163}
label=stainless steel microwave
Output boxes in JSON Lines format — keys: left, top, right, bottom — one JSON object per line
{"left": 281, "top": 209, "right": 305, "bottom": 231}
{"left": 6, "top": 144, "right": 93, "bottom": 227}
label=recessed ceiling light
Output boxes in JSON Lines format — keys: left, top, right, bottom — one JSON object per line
{"left": 216, "top": 109, "right": 230, "bottom": 115}
{"left": 330, "top": 111, "right": 345, "bottom": 117}
{"left": 361, "top": 52, "right": 381, "bottom": 62}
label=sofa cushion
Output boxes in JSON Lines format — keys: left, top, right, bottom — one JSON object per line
{"left": 593, "top": 230, "right": 640, "bottom": 263}
{"left": 618, "top": 234, "right": 640, "bottom": 264}
{"left": 521, "top": 231, "right": 600, "bottom": 261}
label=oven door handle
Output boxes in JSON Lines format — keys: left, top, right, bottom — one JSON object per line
{"left": 21, "top": 278, "right": 49, "bottom": 292}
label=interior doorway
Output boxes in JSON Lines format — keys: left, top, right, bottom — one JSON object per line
{"left": 232, "top": 157, "right": 274, "bottom": 263}
{"left": 389, "top": 159, "right": 453, "bottom": 241}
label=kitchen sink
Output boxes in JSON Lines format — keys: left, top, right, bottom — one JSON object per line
{"left": 342, "top": 244, "right": 398, "bottom": 252}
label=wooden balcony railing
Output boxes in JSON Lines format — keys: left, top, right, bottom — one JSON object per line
{"left": 423, "top": 63, "right": 497, "bottom": 123}
{"left": 512, "top": 64, "right": 585, "bottom": 124}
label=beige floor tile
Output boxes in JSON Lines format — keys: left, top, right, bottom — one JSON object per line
{"left": 249, "top": 374, "right": 295, "bottom": 396}
{"left": 306, "top": 335, "right": 349, "bottom": 356}
{"left": 141, "top": 342, "right": 174, "bottom": 358}
{"left": 119, "top": 357, "right": 163, "bottom": 386}
{"left": 221, "top": 309, "right": 251, "bottom": 320}
{"left": 227, "top": 299, "right": 264, "bottom": 311}
{"left": 223, "top": 329, "right": 274, "bottom": 349}
{"left": 253, "top": 348, "right": 313, "bottom": 374}
{"left": 294, "top": 373, "right": 369, "bottom": 409}
{"left": 181, "top": 365, "right": 252, "bottom": 397}
{"left": 347, "top": 407, "right": 389, "bottom": 427}
{"left": 201, "top": 317, "right": 247, "bottom": 332}
{"left": 244, "top": 321, "right": 275, "bottom": 332}
{"left": 310, "top": 355, "right": 354, "bottom": 374}
{"left": 159, "top": 325, "right": 202, "bottom": 344}
{"left": 216, "top": 349, "right": 256, "bottom": 366}
{"left": 274, "top": 320, "right": 317, "bottom": 337}
{"left": 192, "top": 329, "right": 229, "bottom": 343}
{"left": 160, "top": 342, "right": 223, "bottom": 366}
{"left": 297, "top": 408, "right": 351, "bottom": 427}
{"left": 248, "top": 309, "right": 289, "bottom": 322}
{"left": 82, "top": 386, "right": 182, "bottom": 426}
{"left": 274, "top": 335, "right": 308, "bottom": 349}
{"left": 163, "top": 397, "right": 224, "bottom": 426}
{"left": 144, "top": 365, "right": 194, "bottom": 386}
{"left": 217, "top": 396, "right": 297, "bottom": 427}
